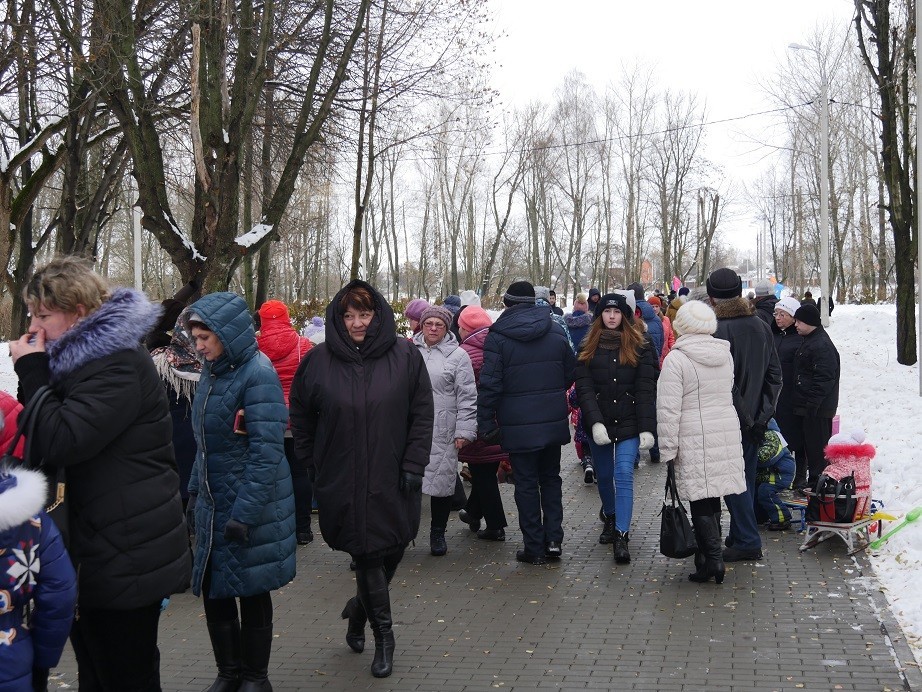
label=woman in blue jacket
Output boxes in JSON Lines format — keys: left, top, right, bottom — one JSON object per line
{"left": 185, "top": 292, "right": 296, "bottom": 692}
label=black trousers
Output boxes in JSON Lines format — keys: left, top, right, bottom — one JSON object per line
{"left": 431, "top": 495, "right": 452, "bottom": 529}
{"left": 689, "top": 497, "right": 722, "bottom": 518}
{"left": 284, "top": 437, "right": 313, "bottom": 534}
{"left": 798, "top": 414, "right": 833, "bottom": 487}
{"left": 70, "top": 601, "right": 163, "bottom": 691}
{"left": 203, "top": 563, "right": 273, "bottom": 628}
{"left": 510, "top": 446, "right": 564, "bottom": 556}
{"left": 464, "top": 461, "right": 507, "bottom": 530}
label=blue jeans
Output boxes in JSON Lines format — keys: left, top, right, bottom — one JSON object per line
{"left": 588, "top": 436, "right": 640, "bottom": 533}
{"left": 510, "top": 446, "right": 564, "bottom": 556}
{"left": 724, "top": 437, "right": 763, "bottom": 552}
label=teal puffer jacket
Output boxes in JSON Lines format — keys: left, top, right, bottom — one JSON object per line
{"left": 187, "top": 292, "right": 296, "bottom": 599}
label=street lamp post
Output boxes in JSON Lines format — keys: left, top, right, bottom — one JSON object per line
{"left": 790, "top": 42, "right": 830, "bottom": 327}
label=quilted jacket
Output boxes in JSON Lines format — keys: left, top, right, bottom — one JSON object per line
{"left": 656, "top": 334, "right": 746, "bottom": 502}
{"left": 187, "top": 292, "right": 295, "bottom": 599}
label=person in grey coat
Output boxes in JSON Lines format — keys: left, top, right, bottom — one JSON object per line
{"left": 413, "top": 305, "right": 478, "bottom": 556}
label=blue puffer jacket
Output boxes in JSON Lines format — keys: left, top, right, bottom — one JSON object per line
{"left": 0, "top": 469, "right": 76, "bottom": 692}
{"left": 478, "top": 303, "right": 576, "bottom": 453}
{"left": 636, "top": 299, "right": 664, "bottom": 356}
{"left": 187, "top": 293, "right": 296, "bottom": 599}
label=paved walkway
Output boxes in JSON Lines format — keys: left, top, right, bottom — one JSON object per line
{"left": 50, "top": 447, "right": 920, "bottom": 691}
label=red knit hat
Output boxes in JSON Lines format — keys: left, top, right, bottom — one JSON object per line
{"left": 648, "top": 295, "right": 662, "bottom": 308}
{"left": 258, "top": 300, "right": 289, "bottom": 321}
{"left": 458, "top": 306, "right": 492, "bottom": 332}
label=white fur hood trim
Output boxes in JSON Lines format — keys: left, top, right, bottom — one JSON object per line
{"left": 0, "top": 467, "right": 48, "bottom": 531}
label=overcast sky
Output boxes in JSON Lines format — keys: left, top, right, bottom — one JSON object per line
{"left": 489, "top": 0, "right": 856, "bottom": 252}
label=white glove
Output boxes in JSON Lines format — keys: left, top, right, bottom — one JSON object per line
{"left": 639, "top": 432, "right": 654, "bottom": 450}
{"left": 592, "top": 423, "right": 612, "bottom": 446}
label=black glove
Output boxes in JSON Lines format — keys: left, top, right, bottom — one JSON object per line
{"left": 398, "top": 471, "right": 423, "bottom": 496}
{"left": 224, "top": 518, "right": 249, "bottom": 543}
{"left": 480, "top": 428, "right": 501, "bottom": 445}
{"left": 32, "top": 667, "right": 49, "bottom": 692}
{"left": 185, "top": 493, "right": 197, "bottom": 536}
{"left": 749, "top": 423, "right": 767, "bottom": 444}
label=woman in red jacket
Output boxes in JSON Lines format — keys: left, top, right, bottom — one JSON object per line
{"left": 257, "top": 300, "right": 315, "bottom": 544}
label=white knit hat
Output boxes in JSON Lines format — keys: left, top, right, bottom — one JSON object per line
{"left": 459, "top": 289, "right": 481, "bottom": 307}
{"left": 775, "top": 297, "right": 801, "bottom": 317}
{"left": 673, "top": 300, "right": 717, "bottom": 336}
{"left": 614, "top": 289, "right": 636, "bottom": 316}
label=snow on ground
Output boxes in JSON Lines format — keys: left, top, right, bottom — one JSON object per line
{"left": 1, "top": 302, "right": 920, "bottom": 661}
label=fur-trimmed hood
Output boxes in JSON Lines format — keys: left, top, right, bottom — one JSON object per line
{"left": 0, "top": 467, "right": 47, "bottom": 531}
{"left": 711, "top": 296, "right": 755, "bottom": 320}
{"left": 46, "top": 288, "right": 161, "bottom": 384}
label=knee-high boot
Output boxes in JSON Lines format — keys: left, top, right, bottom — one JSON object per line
{"left": 205, "top": 620, "right": 241, "bottom": 692}
{"left": 689, "top": 513, "right": 725, "bottom": 584}
{"left": 238, "top": 624, "right": 274, "bottom": 691}
{"left": 356, "top": 566, "right": 395, "bottom": 678}
{"left": 341, "top": 596, "right": 366, "bottom": 653}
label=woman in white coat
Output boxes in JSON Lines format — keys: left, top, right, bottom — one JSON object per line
{"left": 656, "top": 300, "right": 746, "bottom": 584}
{"left": 413, "top": 305, "right": 477, "bottom": 556}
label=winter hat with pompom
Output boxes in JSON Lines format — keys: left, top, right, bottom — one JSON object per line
{"left": 672, "top": 300, "right": 718, "bottom": 336}
{"left": 824, "top": 428, "right": 875, "bottom": 462}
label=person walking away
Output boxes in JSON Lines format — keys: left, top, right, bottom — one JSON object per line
{"left": 9, "top": 256, "right": 191, "bottom": 690}
{"left": 574, "top": 293, "right": 658, "bottom": 563}
{"left": 256, "top": 299, "right": 315, "bottom": 545}
{"left": 478, "top": 281, "right": 575, "bottom": 565}
{"left": 656, "top": 300, "right": 746, "bottom": 584}
{"left": 770, "top": 297, "right": 806, "bottom": 489}
{"left": 412, "top": 305, "right": 477, "bottom": 556}
{"left": 185, "top": 293, "right": 296, "bottom": 692}
{"left": 791, "top": 303, "right": 840, "bottom": 490}
{"left": 706, "top": 267, "right": 782, "bottom": 563}
{"left": 565, "top": 293, "right": 593, "bottom": 353}
{"left": 403, "top": 299, "right": 430, "bottom": 337}
{"left": 457, "top": 306, "right": 509, "bottom": 540}
{"left": 290, "top": 280, "right": 433, "bottom": 678}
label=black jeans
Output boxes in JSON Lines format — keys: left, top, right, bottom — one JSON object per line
{"left": 70, "top": 601, "right": 163, "bottom": 691}
{"left": 431, "top": 495, "right": 452, "bottom": 530}
{"left": 464, "top": 461, "right": 507, "bottom": 530}
{"left": 510, "top": 446, "right": 563, "bottom": 556}
{"left": 798, "top": 414, "right": 833, "bottom": 488}
{"left": 203, "top": 563, "right": 273, "bottom": 628}
{"left": 285, "top": 437, "right": 313, "bottom": 534}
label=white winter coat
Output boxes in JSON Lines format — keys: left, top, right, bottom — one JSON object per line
{"left": 656, "top": 334, "right": 746, "bottom": 502}
{"left": 414, "top": 332, "right": 478, "bottom": 497}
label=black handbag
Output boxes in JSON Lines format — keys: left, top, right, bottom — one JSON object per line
{"left": 450, "top": 473, "right": 467, "bottom": 511}
{"left": 806, "top": 473, "right": 857, "bottom": 524}
{"left": 659, "top": 462, "right": 697, "bottom": 559}
{"left": 2, "top": 387, "right": 67, "bottom": 543}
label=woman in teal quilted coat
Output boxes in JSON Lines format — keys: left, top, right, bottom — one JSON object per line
{"left": 185, "top": 292, "right": 295, "bottom": 692}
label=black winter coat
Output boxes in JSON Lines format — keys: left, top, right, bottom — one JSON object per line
{"left": 792, "top": 326, "right": 839, "bottom": 417}
{"left": 574, "top": 334, "right": 658, "bottom": 443}
{"left": 289, "top": 281, "right": 434, "bottom": 558}
{"left": 14, "top": 288, "right": 191, "bottom": 610}
{"left": 753, "top": 296, "right": 778, "bottom": 326}
{"left": 477, "top": 303, "right": 576, "bottom": 453}
{"left": 712, "top": 297, "right": 782, "bottom": 432}
{"left": 772, "top": 324, "right": 804, "bottom": 450}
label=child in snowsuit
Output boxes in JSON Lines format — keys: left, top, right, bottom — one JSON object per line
{"left": 755, "top": 419, "right": 796, "bottom": 530}
{"left": 0, "top": 465, "right": 77, "bottom": 692}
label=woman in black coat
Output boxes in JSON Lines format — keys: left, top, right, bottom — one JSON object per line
{"left": 574, "top": 293, "right": 658, "bottom": 564}
{"left": 9, "top": 256, "right": 190, "bottom": 691}
{"left": 771, "top": 297, "right": 805, "bottom": 487}
{"left": 289, "top": 280, "right": 433, "bottom": 679}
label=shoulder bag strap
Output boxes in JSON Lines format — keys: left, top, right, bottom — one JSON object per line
{"left": 6, "top": 386, "right": 54, "bottom": 466}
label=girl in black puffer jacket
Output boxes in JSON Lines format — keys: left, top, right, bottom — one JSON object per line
{"left": 575, "top": 293, "right": 658, "bottom": 564}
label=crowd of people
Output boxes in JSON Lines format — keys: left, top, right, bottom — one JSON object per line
{"left": 1, "top": 256, "right": 841, "bottom": 690}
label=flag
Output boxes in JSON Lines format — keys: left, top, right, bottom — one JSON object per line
{"left": 672, "top": 275, "right": 682, "bottom": 292}
{"left": 774, "top": 282, "right": 785, "bottom": 299}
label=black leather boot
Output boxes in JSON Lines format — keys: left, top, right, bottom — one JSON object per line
{"left": 205, "top": 620, "right": 241, "bottom": 692}
{"left": 689, "top": 513, "right": 725, "bottom": 584}
{"left": 238, "top": 624, "right": 273, "bottom": 691}
{"left": 599, "top": 513, "right": 615, "bottom": 544}
{"left": 341, "top": 596, "right": 366, "bottom": 653}
{"left": 357, "top": 566, "right": 395, "bottom": 678}
{"left": 430, "top": 527, "right": 447, "bottom": 556}
{"left": 613, "top": 530, "right": 631, "bottom": 564}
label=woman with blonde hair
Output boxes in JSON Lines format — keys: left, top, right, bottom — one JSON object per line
{"left": 574, "top": 293, "right": 658, "bottom": 564}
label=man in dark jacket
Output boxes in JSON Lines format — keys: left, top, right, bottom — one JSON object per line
{"left": 707, "top": 268, "right": 782, "bottom": 562}
{"left": 478, "top": 281, "right": 576, "bottom": 565}
{"left": 751, "top": 279, "right": 778, "bottom": 326}
{"left": 587, "top": 287, "right": 601, "bottom": 314}
{"left": 548, "top": 289, "right": 564, "bottom": 316}
{"left": 792, "top": 303, "right": 840, "bottom": 489}
{"left": 627, "top": 282, "right": 664, "bottom": 356}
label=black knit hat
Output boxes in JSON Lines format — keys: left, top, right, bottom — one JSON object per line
{"left": 706, "top": 268, "right": 743, "bottom": 299}
{"left": 594, "top": 293, "right": 634, "bottom": 322}
{"left": 793, "top": 304, "right": 822, "bottom": 327}
{"left": 627, "top": 282, "right": 645, "bottom": 301}
{"left": 503, "top": 280, "right": 536, "bottom": 307}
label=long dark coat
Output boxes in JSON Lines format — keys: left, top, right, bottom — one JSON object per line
{"left": 792, "top": 326, "right": 840, "bottom": 417}
{"left": 289, "top": 280, "right": 434, "bottom": 559}
{"left": 772, "top": 323, "right": 804, "bottom": 450}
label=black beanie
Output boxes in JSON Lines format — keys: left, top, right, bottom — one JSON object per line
{"left": 706, "top": 268, "right": 742, "bottom": 299}
{"left": 627, "top": 282, "right": 644, "bottom": 301}
{"left": 594, "top": 293, "right": 634, "bottom": 322}
{"left": 793, "top": 304, "right": 822, "bottom": 327}
{"left": 503, "top": 280, "right": 536, "bottom": 307}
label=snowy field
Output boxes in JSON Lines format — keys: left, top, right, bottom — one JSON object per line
{"left": 1, "top": 302, "right": 920, "bottom": 662}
